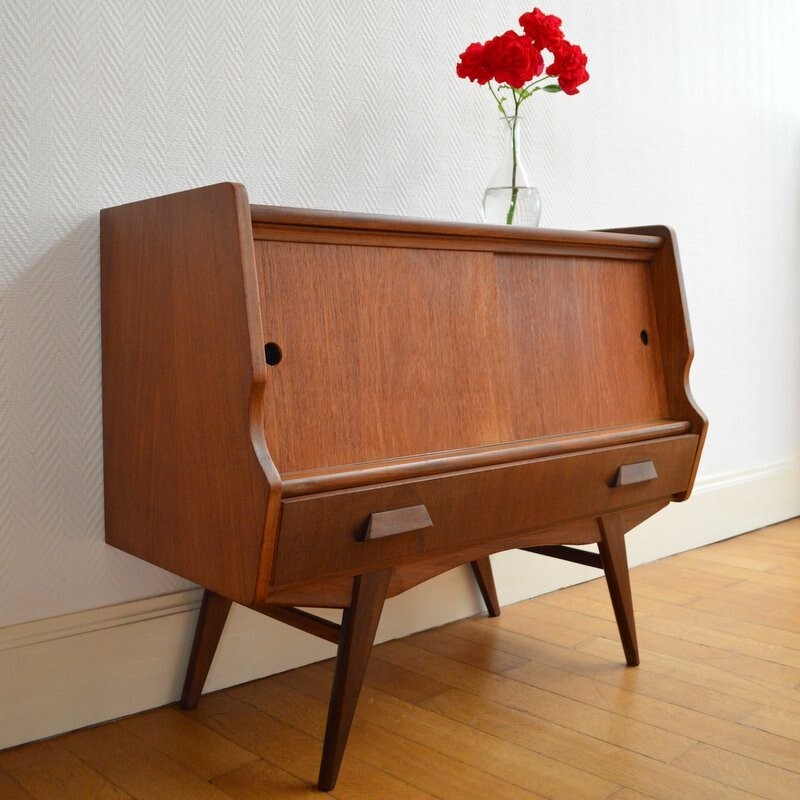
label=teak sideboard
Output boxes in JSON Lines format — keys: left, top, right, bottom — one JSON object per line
{"left": 100, "top": 182, "right": 706, "bottom": 791}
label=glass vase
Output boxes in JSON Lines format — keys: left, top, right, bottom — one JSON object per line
{"left": 482, "top": 115, "right": 541, "bottom": 227}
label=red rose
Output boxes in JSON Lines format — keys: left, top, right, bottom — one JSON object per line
{"left": 456, "top": 41, "right": 493, "bottom": 85}
{"left": 546, "top": 41, "right": 589, "bottom": 95}
{"left": 457, "top": 30, "right": 543, "bottom": 89}
{"left": 519, "top": 8, "right": 565, "bottom": 51}
{"left": 484, "top": 30, "right": 543, "bottom": 88}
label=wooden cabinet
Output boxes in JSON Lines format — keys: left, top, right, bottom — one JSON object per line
{"left": 100, "top": 183, "right": 706, "bottom": 790}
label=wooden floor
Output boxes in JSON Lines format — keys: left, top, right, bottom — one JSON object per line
{"left": 2, "top": 518, "right": 799, "bottom": 799}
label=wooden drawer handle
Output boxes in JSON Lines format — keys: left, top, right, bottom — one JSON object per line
{"left": 365, "top": 504, "right": 433, "bottom": 541}
{"left": 614, "top": 460, "right": 658, "bottom": 487}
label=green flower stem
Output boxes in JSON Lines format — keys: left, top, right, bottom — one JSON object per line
{"left": 506, "top": 124, "right": 519, "bottom": 224}
{"left": 520, "top": 74, "right": 555, "bottom": 94}
{"left": 506, "top": 91, "right": 521, "bottom": 225}
{"left": 487, "top": 82, "right": 507, "bottom": 116}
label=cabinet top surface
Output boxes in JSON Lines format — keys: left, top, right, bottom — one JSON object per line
{"left": 248, "top": 201, "right": 664, "bottom": 251}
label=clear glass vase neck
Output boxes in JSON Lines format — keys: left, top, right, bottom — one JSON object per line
{"left": 487, "top": 115, "right": 531, "bottom": 190}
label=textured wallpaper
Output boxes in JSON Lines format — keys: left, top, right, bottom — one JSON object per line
{"left": 1, "top": 0, "right": 799, "bottom": 626}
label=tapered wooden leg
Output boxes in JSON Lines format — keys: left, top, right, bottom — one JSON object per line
{"left": 470, "top": 557, "right": 501, "bottom": 617}
{"left": 318, "top": 570, "right": 391, "bottom": 791}
{"left": 180, "top": 590, "right": 233, "bottom": 709}
{"left": 597, "top": 515, "right": 639, "bottom": 666}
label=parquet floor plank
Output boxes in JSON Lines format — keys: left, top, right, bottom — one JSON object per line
{"left": 0, "top": 741, "right": 134, "bottom": 800}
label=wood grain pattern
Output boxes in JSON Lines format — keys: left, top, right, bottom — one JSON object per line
{"left": 522, "top": 544, "right": 603, "bottom": 568}
{"left": 264, "top": 516, "right": 605, "bottom": 608}
{"left": 280, "top": 420, "right": 690, "bottom": 497}
{"left": 0, "top": 743, "right": 130, "bottom": 799}
{"left": 615, "top": 460, "right": 658, "bottom": 486}
{"left": 197, "top": 691, "right": 443, "bottom": 800}
{"left": 249, "top": 204, "right": 663, "bottom": 261}
{"left": 8, "top": 523, "right": 795, "bottom": 798}
{"left": 231, "top": 678, "right": 551, "bottom": 800}
{"left": 598, "top": 514, "right": 640, "bottom": 666}
{"left": 272, "top": 435, "right": 698, "bottom": 587}
{"left": 318, "top": 569, "right": 391, "bottom": 790}
{"left": 273, "top": 666, "right": 614, "bottom": 800}
{"left": 672, "top": 743, "right": 800, "bottom": 800}
{"left": 365, "top": 505, "right": 433, "bottom": 541}
{"left": 118, "top": 707, "right": 258, "bottom": 782}
{"left": 57, "top": 725, "right": 232, "bottom": 799}
{"left": 606, "top": 226, "right": 708, "bottom": 498}
{"left": 0, "top": 771, "right": 36, "bottom": 800}
{"left": 180, "top": 591, "right": 233, "bottom": 709}
{"left": 252, "top": 605, "right": 341, "bottom": 644}
{"left": 255, "top": 241, "right": 669, "bottom": 473}
{"left": 101, "top": 183, "right": 277, "bottom": 605}
{"left": 470, "top": 557, "right": 501, "bottom": 617}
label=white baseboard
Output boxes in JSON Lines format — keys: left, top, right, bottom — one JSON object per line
{"left": 2, "top": 459, "right": 798, "bottom": 750}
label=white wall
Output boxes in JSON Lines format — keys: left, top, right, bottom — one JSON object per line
{"left": 1, "top": 0, "right": 799, "bottom": 746}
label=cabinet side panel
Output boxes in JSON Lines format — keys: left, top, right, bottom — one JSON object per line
{"left": 101, "top": 183, "right": 270, "bottom": 604}
{"left": 606, "top": 226, "right": 708, "bottom": 498}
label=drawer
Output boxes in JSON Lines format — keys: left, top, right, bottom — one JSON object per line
{"left": 271, "top": 434, "right": 699, "bottom": 587}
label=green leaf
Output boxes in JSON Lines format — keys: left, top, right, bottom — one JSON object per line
{"left": 543, "top": 84, "right": 563, "bottom": 93}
